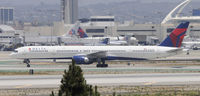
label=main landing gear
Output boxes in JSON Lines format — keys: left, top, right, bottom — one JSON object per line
{"left": 96, "top": 58, "right": 108, "bottom": 68}
{"left": 23, "top": 59, "right": 30, "bottom": 67}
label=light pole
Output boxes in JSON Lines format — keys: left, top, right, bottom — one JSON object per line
{"left": 156, "top": 11, "right": 163, "bottom": 42}
{"left": 51, "top": 27, "right": 53, "bottom": 46}
{"left": 23, "top": 31, "right": 26, "bottom": 46}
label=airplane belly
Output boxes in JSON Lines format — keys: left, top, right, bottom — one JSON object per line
{"left": 133, "top": 52, "right": 157, "bottom": 60}
{"left": 107, "top": 52, "right": 148, "bottom": 60}
{"left": 25, "top": 52, "right": 51, "bottom": 59}
{"left": 52, "top": 52, "right": 75, "bottom": 59}
{"left": 23, "top": 52, "right": 73, "bottom": 59}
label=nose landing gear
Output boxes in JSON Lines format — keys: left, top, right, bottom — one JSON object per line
{"left": 23, "top": 59, "right": 30, "bottom": 67}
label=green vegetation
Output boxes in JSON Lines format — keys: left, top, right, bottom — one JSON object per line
{"left": 109, "top": 86, "right": 200, "bottom": 96}
{"left": 111, "top": 90, "right": 200, "bottom": 96}
{"left": 50, "top": 60, "right": 100, "bottom": 96}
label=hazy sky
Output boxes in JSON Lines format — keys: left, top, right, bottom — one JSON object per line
{"left": 0, "top": 0, "right": 198, "bottom": 6}
{"left": 0, "top": 0, "right": 198, "bottom": 23}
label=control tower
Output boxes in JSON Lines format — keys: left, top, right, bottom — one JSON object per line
{"left": 61, "top": 0, "right": 78, "bottom": 24}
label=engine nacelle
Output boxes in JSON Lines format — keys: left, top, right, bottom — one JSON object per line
{"left": 73, "top": 55, "right": 93, "bottom": 64}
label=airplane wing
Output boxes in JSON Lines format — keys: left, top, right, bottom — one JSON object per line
{"left": 73, "top": 51, "right": 108, "bottom": 64}
{"left": 166, "top": 48, "right": 182, "bottom": 53}
{"left": 87, "top": 51, "right": 107, "bottom": 58}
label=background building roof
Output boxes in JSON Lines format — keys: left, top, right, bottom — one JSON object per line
{"left": 0, "top": 25, "right": 15, "bottom": 32}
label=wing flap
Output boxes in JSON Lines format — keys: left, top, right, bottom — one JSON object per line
{"left": 166, "top": 48, "right": 182, "bottom": 53}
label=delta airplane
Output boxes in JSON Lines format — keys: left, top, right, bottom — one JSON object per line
{"left": 77, "top": 31, "right": 136, "bottom": 45}
{"left": 63, "top": 22, "right": 133, "bottom": 45}
{"left": 10, "top": 22, "right": 190, "bottom": 68}
{"left": 25, "top": 22, "right": 131, "bottom": 46}
{"left": 72, "top": 22, "right": 135, "bottom": 45}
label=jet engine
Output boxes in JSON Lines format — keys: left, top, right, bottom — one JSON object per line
{"left": 72, "top": 55, "right": 93, "bottom": 64}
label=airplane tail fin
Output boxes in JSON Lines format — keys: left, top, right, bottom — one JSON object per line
{"left": 124, "top": 35, "right": 131, "bottom": 41}
{"left": 68, "top": 28, "right": 76, "bottom": 36}
{"left": 101, "top": 38, "right": 110, "bottom": 45}
{"left": 159, "top": 22, "right": 190, "bottom": 47}
{"left": 63, "top": 22, "right": 80, "bottom": 37}
{"left": 78, "top": 27, "right": 88, "bottom": 38}
{"left": 64, "top": 21, "right": 88, "bottom": 38}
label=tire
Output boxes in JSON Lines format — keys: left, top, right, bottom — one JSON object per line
{"left": 27, "top": 64, "right": 30, "bottom": 67}
{"left": 102, "top": 64, "right": 108, "bottom": 67}
{"left": 96, "top": 64, "right": 101, "bottom": 67}
{"left": 105, "top": 64, "right": 108, "bottom": 67}
{"left": 97, "top": 64, "right": 108, "bottom": 68}
{"left": 24, "top": 59, "right": 30, "bottom": 63}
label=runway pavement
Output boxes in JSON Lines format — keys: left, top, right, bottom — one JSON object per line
{"left": 1, "top": 51, "right": 200, "bottom": 89}
{"left": 2, "top": 59, "right": 200, "bottom": 73}
{"left": 0, "top": 73, "right": 200, "bottom": 89}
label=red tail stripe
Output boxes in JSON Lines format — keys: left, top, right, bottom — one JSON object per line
{"left": 172, "top": 28, "right": 187, "bottom": 36}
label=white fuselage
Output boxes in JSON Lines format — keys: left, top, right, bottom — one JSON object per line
{"left": 109, "top": 40, "right": 128, "bottom": 45}
{"left": 11, "top": 46, "right": 182, "bottom": 60}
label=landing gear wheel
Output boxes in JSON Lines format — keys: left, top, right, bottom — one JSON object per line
{"left": 96, "top": 64, "right": 108, "bottom": 68}
{"left": 96, "top": 64, "right": 101, "bottom": 67}
{"left": 102, "top": 64, "right": 108, "bottom": 67}
{"left": 24, "top": 59, "right": 31, "bottom": 67}
{"left": 27, "top": 64, "right": 30, "bottom": 67}
{"left": 24, "top": 59, "right": 30, "bottom": 63}
{"left": 104, "top": 64, "right": 108, "bottom": 67}
{"left": 96, "top": 58, "right": 108, "bottom": 68}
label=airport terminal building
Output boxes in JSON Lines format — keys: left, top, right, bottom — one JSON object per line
{"left": 3, "top": 0, "right": 200, "bottom": 46}
{"left": 20, "top": 16, "right": 200, "bottom": 45}
{"left": 2, "top": 14, "right": 200, "bottom": 46}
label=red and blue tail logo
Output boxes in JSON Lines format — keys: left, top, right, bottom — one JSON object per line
{"left": 78, "top": 27, "right": 88, "bottom": 38}
{"left": 159, "top": 22, "right": 190, "bottom": 47}
{"left": 68, "top": 29, "right": 76, "bottom": 35}
{"left": 102, "top": 38, "right": 110, "bottom": 44}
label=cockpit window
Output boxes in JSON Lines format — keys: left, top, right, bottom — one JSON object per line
{"left": 14, "top": 50, "right": 18, "bottom": 53}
